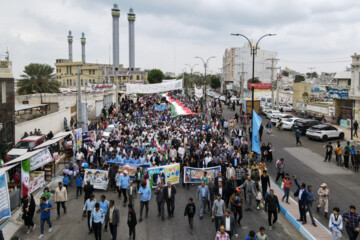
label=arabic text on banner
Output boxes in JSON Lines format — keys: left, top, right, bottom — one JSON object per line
{"left": 30, "top": 148, "right": 52, "bottom": 171}
{"left": 147, "top": 163, "right": 180, "bottom": 188}
{"left": 183, "top": 166, "right": 221, "bottom": 183}
{"left": 0, "top": 173, "right": 11, "bottom": 221}
{"left": 126, "top": 79, "right": 183, "bottom": 94}
{"left": 84, "top": 169, "right": 109, "bottom": 190}
{"left": 116, "top": 163, "right": 148, "bottom": 179}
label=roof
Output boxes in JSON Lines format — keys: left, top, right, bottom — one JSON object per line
{"left": 334, "top": 71, "right": 351, "bottom": 80}
{"left": 34, "top": 131, "right": 73, "bottom": 150}
{"left": 4, "top": 148, "right": 47, "bottom": 166}
{"left": 21, "top": 136, "right": 45, "bottom": 141}
{"left": 15, "top": 104, "right": 47, "bottom": 112}
{"left": 0, "top": 164, "right": 18, "bottom": 175}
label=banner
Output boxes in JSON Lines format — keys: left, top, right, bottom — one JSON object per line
{"left": 82, "top": 131, "right": 96, "bottom": 144}
{"left": 117, "top": 163, "right": 147, "bottom": 179}
{"left": 195, "top": 87, "right": 203, "bottom": 99}
{"left": 327, "top": 88, "right": 349, "bottom": 99}
{"left": 29, "top": 171, "right": 45, "bottom": 194}
{"left": 154, "top": 105, "right": 166, "bottom": 111}
{"left": 21, "top": 159, "right": 30, "bottom": 198}
{"left": 247, "top": 83, "right": 272, "bottom": 90}
{"left": 73, "top": 128, "right": 83, "bottom": 152}
{"left": 252, "top": 110, "right": 262, "bottom": 154}
{"left": 0, "top": 173, "right": 11, "bottom": 221}
{"left": 83, "top": 169, "right": 109, "bottom": 190}
{"left": 126, "top": 79, "right": 183, "bottom": 94}
{"left": 183, "top": 166, "right": 221, "bottom": 183}
{"left": 147, "top": 163, "right": 180, "bottom": 188}
{"left": 30, "top": 148, "right": 52, "bottom": 171}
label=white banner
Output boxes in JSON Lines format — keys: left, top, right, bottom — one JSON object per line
{"left": 29, "top": 171, "right": 45, "bottom": 194}
{"left": 83, "top": 169, "right": 109, "bottom": 190}
{"left": 126, "top": 80, "right": 183, "bottom": 94}
{"left": 195, "top": 87, "right": 203, "bottom": 99}
{"left": 30, "top": 148, "right": 52, "bottom": 171}
{"left": 0, "top": 173, "right": 11, "bottom": 221}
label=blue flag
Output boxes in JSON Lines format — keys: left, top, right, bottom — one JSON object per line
{"left": 252, "top": 110, "right": 262, "bottom": 154}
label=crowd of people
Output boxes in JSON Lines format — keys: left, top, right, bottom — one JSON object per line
{"left": 14, "top": 90, "right": 360, "bottom": 240}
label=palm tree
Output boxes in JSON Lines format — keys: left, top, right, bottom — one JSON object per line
{"left": 17, "top": 63, "right": 60, "bottom": 102}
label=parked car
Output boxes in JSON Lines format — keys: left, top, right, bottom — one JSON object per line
{"left": 102, "top": 124, "right": 116, "bottom": 138}
{"left": 293, "top": 119, "right": 319, "bottom": 135}
{"left": 280, "top": 104, "right": 293, "bottom": 112}
{"left": 270, "top": 114, "right": 294, "bottom": 125}
{"left": 5, "top": 136, "right": 46, "bottom": 162}
{"left": 306, "top": 124, "right": 344, "bottom": 141}
{"left": 265, "top": 110, "right": 282, "bottom": 119}
{"left": 281, "top": 118, "right": 299, "bottom": 130}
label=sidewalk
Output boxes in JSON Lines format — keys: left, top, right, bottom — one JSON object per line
{"left": 331, "top": 123, "right": 360, "bottom": 144}
{"left": 1, "top": 174, "right": 61, "bottom": 239}
{"left": 269, "top": 178, "right": 332, "bottom": 240}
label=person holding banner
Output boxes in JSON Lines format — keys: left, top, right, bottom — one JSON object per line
{"left": 119, "top": 170, "right": 130, "bottom": 207}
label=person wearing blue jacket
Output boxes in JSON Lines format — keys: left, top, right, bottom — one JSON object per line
{"left": 293, "top": 176, "right": 308, "bottom": 224}
{"left": 76, "top": 174, "right": 83, "bottom": 199}
{"left": 138, "top": 181, "right": 151, "bottom": 222}
{"left": 119, "top": 170, "right": 130, "bottom": 205}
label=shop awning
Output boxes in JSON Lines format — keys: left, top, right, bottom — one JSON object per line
{"left": 34, "top": 131, "right": 73, "bottom": 150}
{"left": 3, "top": 148, "right": 46, "bottom": 167}
{"left": 0, "top": 164, "right": 18, "bottom": 175}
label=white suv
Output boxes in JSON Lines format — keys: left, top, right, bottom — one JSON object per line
{"left": 306, "top": 124, "right": 344, "bottom": 141}
{"left": 266, "top": 110, "right": 281, "bottom": 119}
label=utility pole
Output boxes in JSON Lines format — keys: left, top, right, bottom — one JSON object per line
{"left": 239, "top": 63, "right": 247, "bottom": 98}
{"left": 77, "top": 67, "right": 82, "bottom": 128}
{"left": 276, "top": 67, "right": 281, "bottom": 110}
{"left": 266, "top": 58, "right": 279, "bottom": 109}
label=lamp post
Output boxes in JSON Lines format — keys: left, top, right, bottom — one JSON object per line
{"left": 230, "top": 33, "right": 276, "bottom": 122}
{"left": 195, "top": 56, "right": 216, "bottom": 106}
{"left": 185, "top": 64, "right": 198, "bottom": 92}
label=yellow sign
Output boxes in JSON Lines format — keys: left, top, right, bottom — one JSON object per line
{"left": 165, "top": 163, "right": 180, "bottom": 184}
{"left": 355, "top": 110, "right": 359, "bottom": 114}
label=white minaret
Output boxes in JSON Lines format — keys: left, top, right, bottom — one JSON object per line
{"left": 81, "top": 32, "right": 86, "bottom": 63}
{"left": 128, "top": 8, "right": 136, "bottom": 70}
{"left": 68, "top": 30, "right": 73, "bottom": 61}
{"left": 112, "top": 4, "right": 120, "bottom": 70}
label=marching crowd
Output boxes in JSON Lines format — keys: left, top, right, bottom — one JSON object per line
{"left": 14, "top": 90, "right": 360, "bottom": 240}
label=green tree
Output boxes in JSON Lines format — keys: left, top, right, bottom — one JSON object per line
{"left": 148, "top": 69, "right": 164, "bottom": 84}
{"left": 17, "top": 63, "right": 60, "bottom": 100}
{"left": 282, "top": 70, "right": 289, "bottom": 77}
{"left": 210, "top": 75, "right": 221, "bottom": 89}
{"left": 294, "top": 75, "right": 305, "bottom": 83}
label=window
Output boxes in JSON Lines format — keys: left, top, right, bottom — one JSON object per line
{"left": 81, "top": 79, "right": 83, "bottom": 85}
{"left": 63, "top": 80, "right": 65, "bottom": 86}
{"left": 1, "top": 82, "right": 6, "bottom": 103}
{"left": 89, "top": 70, "right": 91, "bottom": 75}
{"left": 22, "top": 101, "right": 29, "bottom": 104}
{"left": 85, "top": 79, "right": 88, "bottom": 85}
{"left": 136, "top": 75, "right": 140, "bottom": 80}
{"left": 93, "top": 70, "right": 95, "bottom": 75}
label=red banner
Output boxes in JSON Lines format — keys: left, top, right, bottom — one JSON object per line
{"left": 247, "top": 83, "right": 272, "bottom": 90}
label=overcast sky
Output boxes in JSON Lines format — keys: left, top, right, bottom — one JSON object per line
{"left": 1, "top": 0, "right": 359, "bottom": 78}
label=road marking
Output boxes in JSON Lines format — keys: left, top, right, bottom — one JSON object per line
{"left": 283, "top": 147, "right": 354, "bottom": 175}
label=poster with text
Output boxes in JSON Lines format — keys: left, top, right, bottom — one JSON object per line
{"left": 0, "top": 173, "right": 11, "bottom": 221}
{"left": 117, "top": 163, "right": 146, "bottom": 179}
{"left": 148, "top": 164, "right": 180, "bottom": 188}
{"left": 83, "top": 169, "right": 109, "bottom": 190}
{"left": 30, "top": 148, "right": 52, "bottom": 171}
{"left": 183, "top": 166, "right": 221, "bottom": 183}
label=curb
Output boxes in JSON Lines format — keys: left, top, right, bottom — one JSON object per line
{"left": 269, "top": 179, "right": 332, "bottom": 240}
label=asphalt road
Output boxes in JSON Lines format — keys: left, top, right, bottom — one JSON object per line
{"left": 221, "top": 103, "right": 360, "bottom": 238}
{"left": 14, "top": 179, "right": 304, "bottom": 240}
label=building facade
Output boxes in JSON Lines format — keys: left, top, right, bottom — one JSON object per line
{"left": 350, "top": 53, "right": 360, "bottom": 121}
{"left": 0, "top": 60, "right": 15, "bottom": 145}
{"left": 222, "top": 44, "right": 277, "bottom": 90}
{"left": 55, "top": 59, "right": 147, "bottom": 87}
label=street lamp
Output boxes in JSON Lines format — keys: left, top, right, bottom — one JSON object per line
{"left": 185, "top": 64, "right": 198, "bottom": 92}
{"left": 195, "top": 56, "right": 216, "bottom": 106}
{"left": 230, "top": 33, "right": 276, "bottom": 121}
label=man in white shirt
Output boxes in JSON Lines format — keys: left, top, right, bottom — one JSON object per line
{"left": 204, "top": 153, "right": 212, "bottom": 167}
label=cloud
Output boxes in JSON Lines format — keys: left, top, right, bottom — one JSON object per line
{"left": 1, "top": 0, "right": 359, "bottom": 78}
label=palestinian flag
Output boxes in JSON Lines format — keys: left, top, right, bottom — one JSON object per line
{"left": 21, "top": 159, "right": 30, "bottom": 197}
{"left": 154, "top": 137, "right": 161, "bottom": 151}
{"left": 163, "top": 93, "right": 195, "bottom": 117}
